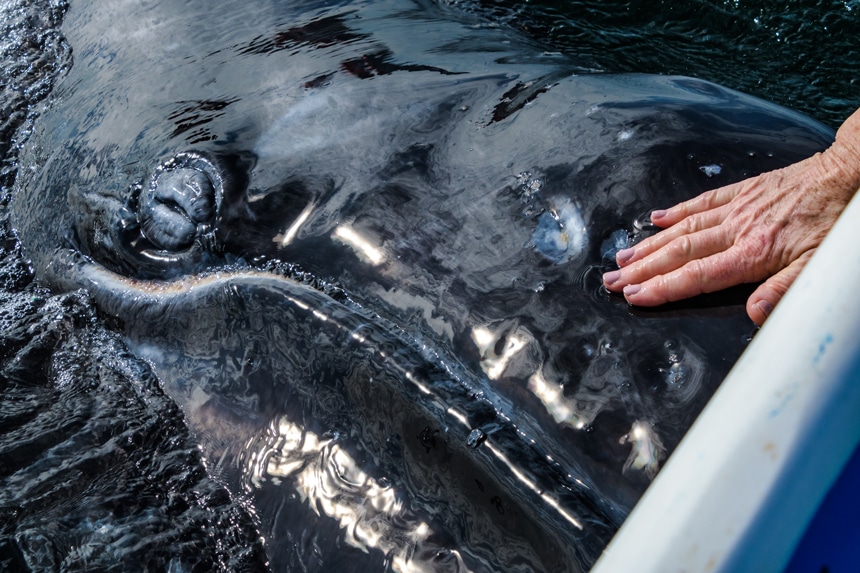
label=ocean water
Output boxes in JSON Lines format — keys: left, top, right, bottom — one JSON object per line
{"left": 447, "top": 0, "right": 858, "bottom": 128}
{"left": 0, "top": 1, "right": 855, "bottom": 572}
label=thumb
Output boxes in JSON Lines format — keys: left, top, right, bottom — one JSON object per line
{"left": 746, "top": 252, "right": 814, "bottom": 326}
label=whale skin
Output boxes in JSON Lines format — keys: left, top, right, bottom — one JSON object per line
{"left": 8, "top": 0, "right": 835, "bottom": 570}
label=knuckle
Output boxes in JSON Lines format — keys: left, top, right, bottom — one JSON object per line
{"left": 628, "top": 259, "right": 652, "bottom": 282}
{"left": 737, "top": 225, "right": 780, "bottom": 276}
{"left": 678, "top": 216, "right": 699, "bottom": 234}
{"left": 700, "top": 187, "right": 728, "bottom": 210}
{"left": 699, "top": 191, "right": 718, "bottom": 210}
{"left": 689, "top": 259, "right": 709, "bottom": 288}
{"left": 654, "top": 276, "right": 674, "bottom": 304}
{"left": 767, "top": 276, "right": 791, "bottom": 297}
{"left": 684, "top": 258, "right": 716, "bottom": 294}
{"left": 738, "top": 237, "right": 762, "bottom": 262}
{"left": 670, "top": 235, "right": 695, "bottom": 259}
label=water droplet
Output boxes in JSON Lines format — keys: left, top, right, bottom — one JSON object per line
{"left": 467, "top": 428, "right": 486, "bottom": 448}
{"left": 666, "top": 362, "right": 687, "bottom": 386}
{"left": 633, "top": 211, "right": 659, "bottom": 232}
{"left": 516, "top": 171, "right": 543, "bottom": 199}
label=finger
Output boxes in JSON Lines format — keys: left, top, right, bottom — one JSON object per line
{"left": 746, "top": 252, "right": 813, "bottom": 326}
{"left": 615, "top": 207, "right": 727, "bottom": 267}
{"left": 604, "top": 228, "right": 733, "bottom": 292}
{"left": 620, "top": 245, "right": 758, "bottom": 306}
{"left": 649, "top": 182, "right": 742, "bottom": 228}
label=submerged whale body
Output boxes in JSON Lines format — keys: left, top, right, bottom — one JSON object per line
{"left": 8, "top": 0, "right": 835, "bottom": 570}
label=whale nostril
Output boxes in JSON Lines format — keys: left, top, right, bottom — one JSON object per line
{"left": 140, "top": 201, "right": 198, "bottom": 250}
{"left": 155, "top": 168, "right": 216, "bottom": 222}
{"left": 136, "top": 152, "right": 223, "bottom": 252}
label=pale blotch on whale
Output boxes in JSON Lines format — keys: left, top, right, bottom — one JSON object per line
{"left": 699, "top": 163, "right": 723, "bottom": 177}
{"left": 601, "top": 228, "right": 631, "bottom": 263}
{"left": 532, "top": 197, "right": 588, "bottom": 264}
{"left": 619, "top": 421, "right": 665, "bottom": 480}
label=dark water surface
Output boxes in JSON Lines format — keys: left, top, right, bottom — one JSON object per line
{"left": 451, "top": 0, "right": 859, "bottom": 128}
{"left": 0, "top": 0, "right": 855, "bottom": 572}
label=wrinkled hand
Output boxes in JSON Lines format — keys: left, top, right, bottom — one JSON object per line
{"left": 603, "top": 108, "right": 860, "bottom": 326}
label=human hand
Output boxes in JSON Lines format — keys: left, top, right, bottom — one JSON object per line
{"left": 603, "top": 109, "right": 860, "bottom": 326}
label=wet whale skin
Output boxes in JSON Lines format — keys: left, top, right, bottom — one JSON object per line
{"left": 9, "top": 0, "right": 835, "bottom": 571}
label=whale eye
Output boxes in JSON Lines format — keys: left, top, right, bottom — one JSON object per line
{"left": 136, "top": 151, "right": 223, "bottom": 252}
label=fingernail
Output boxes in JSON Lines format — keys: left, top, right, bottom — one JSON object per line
{"left": 623, "top": 284, "right": 641, "bottom": 297}
{"left": 754, "top": 300, "right": 774, "bottom": 317}
{"left": 616, "top": 247, "right": 635, "bottom": 264}
{"left": 603, "top": 270, "right": 621, "bottom": 285}
{"left": 650, "top": 209, "right": 667, "bottom": 221}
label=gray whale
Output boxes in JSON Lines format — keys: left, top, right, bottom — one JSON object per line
{"left": 9, "top": 0, "right": 834, "bottom": 570}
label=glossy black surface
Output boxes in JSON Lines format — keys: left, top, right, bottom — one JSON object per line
{"left": 0, "top": 0, "right": 843, "bottom": 570}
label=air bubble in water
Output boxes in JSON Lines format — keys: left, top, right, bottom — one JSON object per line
{"left": 633, "top": 211, "right": 660, "bottom": 232}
